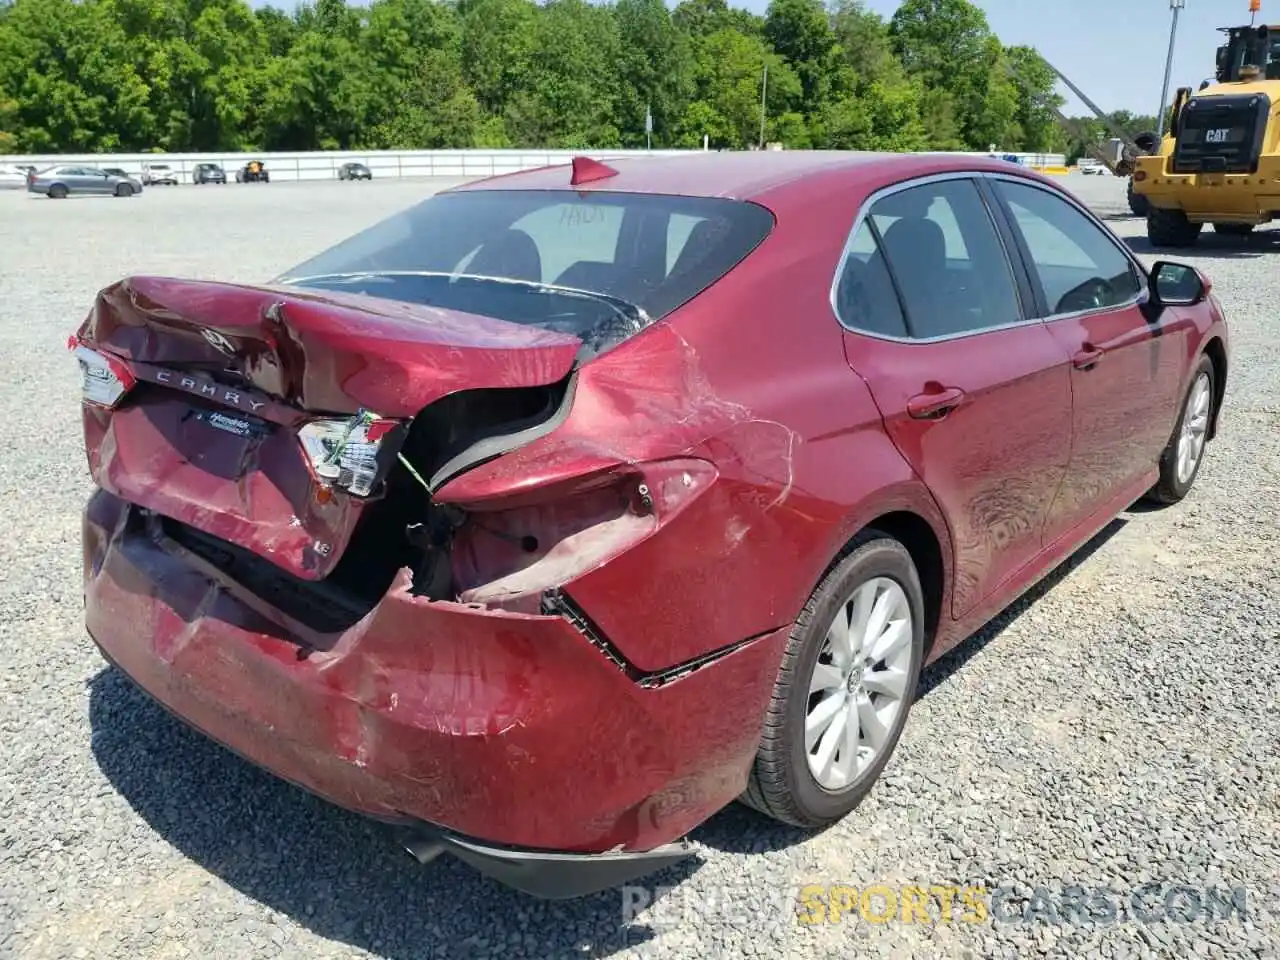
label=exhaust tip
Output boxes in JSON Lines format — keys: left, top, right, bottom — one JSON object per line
{"left": 404, "top": 839, "right": 446, "bottom": 864}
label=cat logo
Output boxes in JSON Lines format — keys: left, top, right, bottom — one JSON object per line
{"left": 1205, "top": 128, "right": 1231, "bottom": 144}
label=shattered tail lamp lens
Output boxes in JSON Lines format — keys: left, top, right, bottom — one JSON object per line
{"left": 72, "top": 343, "right": 135, "bottom": 408}
{"left": 297, "top": 412, "right": 401, "bottom": 497}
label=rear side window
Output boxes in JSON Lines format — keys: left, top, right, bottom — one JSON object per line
{"left": 852, "top": 178, "right": 1022, "bottom": 339}
{"left": 994, "top": 180, "right": 1142, "bottom": 316}
{"left": 278, "top": 190, "right": 774, "bottom": 355}
{"left": 833, "top": 222, "right": 908, "bottom": 338}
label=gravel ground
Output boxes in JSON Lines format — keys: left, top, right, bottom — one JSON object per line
{"left": 1, "top": 171, "right": 1277, "bottom": 960}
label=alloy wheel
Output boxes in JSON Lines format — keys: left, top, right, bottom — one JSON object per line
{"left": 1176, "top": 372, "right": 1212, "bottom": 485}
{"left": 805, "top": 576, "right": 913, "bottom": 791}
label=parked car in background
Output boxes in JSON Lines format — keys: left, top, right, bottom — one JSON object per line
{"left": 29, "top": 166, "right": 142, "bottom": 198}
{"left": 337, "top": 162, "right": 372, "bottom": 181}
{"left": 0, "top": 165, "right": 27, "bottom": 190}
{"left": 235, "top": 160, "right": 269, "bottom": 183}
{"left": 142, "top": 164, "right": 178, "bottom": 186}
{"left": 193, "top": 163, "right": 226, "bottom": 185}
{"left": 71, "top": 152, "right": 1229, "bottom": 899}
{"left": 101, "top": 167, "right": 135, "bottom": 182}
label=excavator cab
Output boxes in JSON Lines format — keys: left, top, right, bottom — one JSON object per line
{"left": 1216, "top": 24, "right": 1280, "bottom": 82}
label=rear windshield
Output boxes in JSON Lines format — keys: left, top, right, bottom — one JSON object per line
{"left": 275, "top": 189, "right": 775, "bottom": 355}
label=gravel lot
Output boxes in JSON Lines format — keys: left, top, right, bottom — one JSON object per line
{"left": 1, "top": 171, "right": 1277, "bottom": 960}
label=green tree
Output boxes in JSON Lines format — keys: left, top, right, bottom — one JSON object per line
{"left": 763, "top": 0, "right": 836, "bottom": 107}
{"left": 614, "top": 0, "right": 695, "bottom": 147}
{"left": 459, "top": 0, "right": 536, "bottom": 116}
{"left": 373, "top": 48, "right": 483, "bottom": 148}
{"left": 1005, "top": 44, "right": 1064, "bottom": 152}
{"left": 0, "top": 0, "right": 1072, "bottom": 157}
{"left": 679, "top": 27, "right": 800, "bottom": 148}
{"left": 503, "top": 0, "right": 621, "bottom": 147}
{"left": 888, "top": 0, "right": 994, "bottom": 148}
{"left": 0, "top": 0, "right": 153, "bottom": 151}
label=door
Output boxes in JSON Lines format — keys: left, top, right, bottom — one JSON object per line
{"left": 835, "top": 176, "right": 1074, "bottom": 617}
{"left": 59, "top": 168, "right": 89, "bottom": 193}
{"left": 986, "top": 177, "right": 1193, "bottom": 542}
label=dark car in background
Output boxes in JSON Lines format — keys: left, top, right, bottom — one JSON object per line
{"left": 337, "top": 162, "right": 372, "bottom": 181}
{"left": 28, "top": 165, "right": 142, "bottom": 198}
{"left": 235, "top": 160, "right": 269, "bottom": 183}
{"left": 193, "top": 163, "right": 226, "bottom": 185}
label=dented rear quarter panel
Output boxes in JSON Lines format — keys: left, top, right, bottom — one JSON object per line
{"left": 436, "top": 180, "right": 953, "bottom": 673}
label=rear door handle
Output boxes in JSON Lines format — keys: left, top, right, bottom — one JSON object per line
{"left": 1072, "top": 345, "right": 1104, "bottom": 370}
{"left": 906, "top": 386, "right": 966, "bottom": 420}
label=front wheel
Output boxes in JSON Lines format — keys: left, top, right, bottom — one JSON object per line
{"left": 740, "top": 532, "right": 924, "bottom": 827}
{"left": 1147, "top": 207, "right": 1202, "bottom": 248}
{"left": 1127, "top": 178, "right": 1150, "bottom": 217}
{"left": 1145, "top": 355, "right": 1215, "bottom": 505}
{"left": 115, "top": 183, "right": 133, "bottom": 197}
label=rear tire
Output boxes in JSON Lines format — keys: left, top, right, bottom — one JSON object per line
{"left": 48, "top": 184, "right": 68, "bottom": 199}
{"left": 1213, "top": 222, "right": 1254, "bottom": 236}
{"left": 1147, "top": 207, "right": 1202, "bottom": 248}
{"left": 740, "top": 531, "right": 925, "bottom": 828}
{"left": 1145, "top": 355, "right": 1215, "bottom": 506}
{"left": 1127, "top": 178, "right": 1150, "bottom": 217}
{"left": 115, "top": 183, "right": 133, "bottom": 197}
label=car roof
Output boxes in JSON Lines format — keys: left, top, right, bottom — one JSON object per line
{"left": 449, "top": 150, "right": 1055, "bottom": 203}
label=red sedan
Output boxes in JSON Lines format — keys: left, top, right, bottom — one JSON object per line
{"left": 72, "top": 151, "right": 1228, "bottom": 898}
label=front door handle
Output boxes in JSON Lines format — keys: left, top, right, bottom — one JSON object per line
{"left": 907, "top": 386, "right": 966, "bottom": 420}
{"left": 1072, "top": 344, "right": 1104, "bottom": 370}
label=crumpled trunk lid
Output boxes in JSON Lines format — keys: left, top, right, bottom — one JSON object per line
{"left": 76, "top": 275, "right": 581, "bottom": 580}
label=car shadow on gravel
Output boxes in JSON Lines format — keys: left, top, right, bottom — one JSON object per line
{"left": 916, "top": 516, "right": 1128, "bottom": 698}
{"left": 86, "top": 667, "right": 698, "bottom": 959}
{"left": 1125, "top": 233, "right": 1280, "bottom": 259}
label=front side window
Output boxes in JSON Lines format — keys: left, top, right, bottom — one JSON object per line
{"left": 277, "top": 189, "right": 774, "bottom": 355}
{"left": 994, "top": 179, "right": 1142, "bottom": 316}
{"left": 864, "top": 178, "right": 1022, "bottom": 339}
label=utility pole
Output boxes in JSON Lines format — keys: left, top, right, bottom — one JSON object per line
{"left": 1157, "top": 0, "right": 1186, "bottom": 137}
{"left": 758, "top": 63, "right": 768, "bottom": 149}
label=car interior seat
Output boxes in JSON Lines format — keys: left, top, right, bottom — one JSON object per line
{"left": 465, "top": 229, "right": 543, "bottom": 284}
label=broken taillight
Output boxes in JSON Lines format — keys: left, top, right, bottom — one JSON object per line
{"left": 297, "top": 409, "right": 405, "bottom": 497}
{"left": 70, "top": 341, "right": 136, "bottom": 409}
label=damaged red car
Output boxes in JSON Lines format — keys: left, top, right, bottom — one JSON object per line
{"left": 75, "top": 152, "right": 1229, "bottom": 898}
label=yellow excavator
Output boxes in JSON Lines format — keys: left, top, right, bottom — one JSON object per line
{"left": 1133, "top": 1, "right": 1280, "bottom": 246}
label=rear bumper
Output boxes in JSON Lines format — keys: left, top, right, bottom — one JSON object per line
{"left": 83, "top": 490, "right": 786, "bottom": 892}
{"left": 1133, "top": 155, "right": 1280, "bottom": 221}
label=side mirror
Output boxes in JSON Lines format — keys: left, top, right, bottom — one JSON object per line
{"left": 1150, "top": 260, "right": 1208, "bottom": 307}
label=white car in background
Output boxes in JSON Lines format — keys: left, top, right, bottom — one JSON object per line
{"left": 0, "top": 166, "right": 28, "bottom": 190}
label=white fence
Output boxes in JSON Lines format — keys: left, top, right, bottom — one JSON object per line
{"left": 0, "top": 148, "right": 1070, "bottom": 183}
{"left": 0, "top": 149, "right": 693, "bottom": 183}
